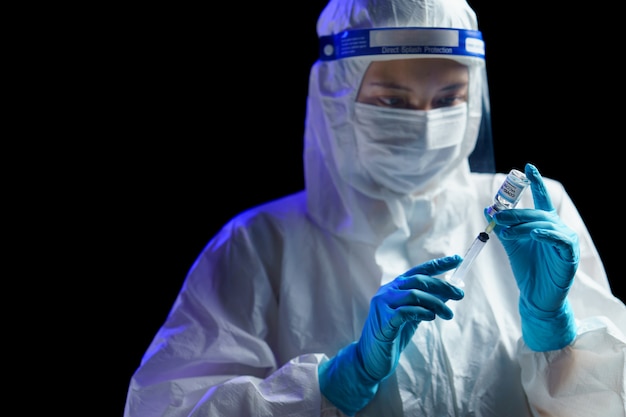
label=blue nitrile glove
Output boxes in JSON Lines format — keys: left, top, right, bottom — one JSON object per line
{"left": 318, "top": 255, "right": 464, "bottom": 415}
{"left": 486, "top": 163, "right": 579, "bottom": 352}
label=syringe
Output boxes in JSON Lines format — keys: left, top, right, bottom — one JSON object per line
{"left": 447, "top": 168, "right": 530, "bottom": 288}
{"left": 447, "top": 231, "right": 489, "bottom": 287}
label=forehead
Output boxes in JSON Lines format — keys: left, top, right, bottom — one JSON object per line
{"left": 363, "top": 58, "right": 468, "bottom": 81}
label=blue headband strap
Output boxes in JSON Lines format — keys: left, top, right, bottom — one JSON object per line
{"left": 319, "top": 27, "right": 484, "bottom": 61}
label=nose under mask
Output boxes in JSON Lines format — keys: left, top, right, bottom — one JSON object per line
{"left": 352, "top": 102, "right": 468, "bottom": 194}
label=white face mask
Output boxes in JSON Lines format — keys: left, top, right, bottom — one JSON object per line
{"left": 352, "top": 102, "right": 468, "bottom": 194}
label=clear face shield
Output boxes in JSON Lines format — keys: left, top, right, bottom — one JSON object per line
{"left": 319, "top": 27, "right": 494, "bottom": 175}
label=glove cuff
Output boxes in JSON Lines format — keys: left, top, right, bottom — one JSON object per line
{"left": 318, "top": 342, "right": 379, "bottom": 416}
{"left": 519, "top": 298, "right": 577, "bottom": 352}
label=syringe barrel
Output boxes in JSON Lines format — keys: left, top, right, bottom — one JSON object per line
{"left": 448, "top": 232, "right": 489, "bottom": 287}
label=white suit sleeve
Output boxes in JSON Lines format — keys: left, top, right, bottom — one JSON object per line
{"left": 124, "top": 218, "right": 327, "bottom": 417}
{"left": 125, "top": 350, "right": 324, "bottom": 417}
{"left": 517, "top": 180, "right": 626, "bottom": 416}
{"left": 189, "top": 354, "right": 324, "bottom": 416}
{"left": 518, "top": 316, "right": 626, "bottom": 417}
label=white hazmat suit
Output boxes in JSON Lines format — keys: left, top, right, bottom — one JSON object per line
{"left": 124, "top": 0, "right": 626, "bottom": 415}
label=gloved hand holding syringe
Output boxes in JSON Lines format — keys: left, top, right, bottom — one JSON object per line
{"left": 447, "top": 168, "right": 530, "bottom": 287}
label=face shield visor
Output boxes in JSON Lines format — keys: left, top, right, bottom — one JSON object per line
{"left": 309, "top": 27, "right": 493, "bottom": 200}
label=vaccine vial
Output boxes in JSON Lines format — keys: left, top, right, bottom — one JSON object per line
{"left": 485, "top": 169, "right": 530, "bottom": 232}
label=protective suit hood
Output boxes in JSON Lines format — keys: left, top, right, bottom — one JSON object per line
{"left": 304, "top": 0, "right": 492, "bottom": 246}
{"left": 317, "top": 0, "right": 478, "bottom": 31}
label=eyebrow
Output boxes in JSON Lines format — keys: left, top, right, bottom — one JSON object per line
{"left": 366, "top": 81, "right": 468, "bottom": 92}
{"left": 366, "top": 81, "right": 412, "bottom": 91}
{"left": 440, "top": 82, "right": 468, "bottom": 92}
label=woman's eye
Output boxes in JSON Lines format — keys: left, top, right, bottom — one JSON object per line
{"left": 435, "top": 95, "right": 466, "bottom": 108}
{"left": 378, "top": 96, "right": 407, "bottom": 108}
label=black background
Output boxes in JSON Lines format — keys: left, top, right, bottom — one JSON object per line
{"left": 112, "top": 1, "right": 621, "bottom": 415}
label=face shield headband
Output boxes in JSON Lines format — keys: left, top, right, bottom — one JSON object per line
{"left": 319, "top": 27, "right": 484, "bottom": 62}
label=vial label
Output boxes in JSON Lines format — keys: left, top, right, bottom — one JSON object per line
{"left": 495, "top": 169, "right": 529, "bottom": 210}
{"left": 499, "top": 179, "right": 522, "bottom": 203}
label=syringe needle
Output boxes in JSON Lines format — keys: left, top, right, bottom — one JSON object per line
{"left": 484, "top": 219, "right": 496, "bottom": 234}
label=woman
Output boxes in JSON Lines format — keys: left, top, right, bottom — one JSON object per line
{"left": 125, "top": 0, "right": 626, "bottom": 415}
